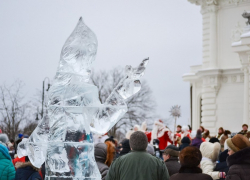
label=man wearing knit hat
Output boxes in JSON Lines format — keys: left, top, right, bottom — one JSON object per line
{"left": 106, "top": 131, "right": 170, "bottom": 180}
{"left": 162, "top": 145, "right": 181, "bottom": 176}
{"left": 225, "top": 134, "right": 250, "bottom": 180}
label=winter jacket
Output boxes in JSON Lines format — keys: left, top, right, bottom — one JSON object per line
{"left": 191, "top": 138, "right": 203, "bottom": 149}
{"left": 94, "top": 143, "right": 109, "bottom": 180}
{"left": 106, "top": 151, "right": 170, "bottom": 180}
{"left": 201, "top": 158, "right": 220, "bottom": 179}
{"left": 170, "top": 167, "right": 213, "bottom": 180}
{"left": 226, "top": 147, "right": 250, "bottom": 180}
{"left": 14, "top": 161, "right": 42, "bottom": 180}
{"left": 0, "top": 144, "right": 16, "bottom": 180}
{"left": 164, "top": 156, "right": 181, "bottom": 176}
{"left": 214, "top": 150, "right": 229, "bottom": 180}
{"left": 118, "top": 139, "right": 130, "bottom": 157}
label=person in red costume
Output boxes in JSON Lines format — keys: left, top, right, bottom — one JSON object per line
{"left": 140, "top": 121, "right": 152, "bottom": 142}
{"left": 150, "top": 120, "right": 173, "bottom": 150}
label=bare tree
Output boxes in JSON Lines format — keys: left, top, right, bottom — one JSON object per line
{"left": 0, "top": 80, "right": 32, "bottom": 140}
{"left": 91, "top": 67, "right": 156, "bottom": 140}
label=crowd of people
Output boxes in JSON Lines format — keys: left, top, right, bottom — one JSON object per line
{"left": 0, "top": 122, "right": 250, "bottom": 180}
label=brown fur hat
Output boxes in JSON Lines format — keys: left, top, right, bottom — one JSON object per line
{"left": 226, "top": 134, "right": 250, "bottom": 152}
{"left": 179, "top": 146, "right": 202, "bottom": 168}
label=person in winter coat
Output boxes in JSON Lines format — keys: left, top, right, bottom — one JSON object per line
{"left": 170, "top": 146, "right": 212, "bottom": 180}
{"left": 200, "top": 142, "right": 226, "bottom": 179}
{"left": 191, "top": 129, "right": 203, "bottom": 149}
{"left": 220, "top": 130, "right": 231, "bottom": 151}
{"left": 216, "top": 127, "right": 224, "bottom": 140}
{"left": 15, "top": 156, "right": 42, "bottom": 180}
{"left": 203, "top": 129, "right": 211, "bottom": 142}
{"left": 118, "top": 139, "right": 131, "bottom": 157}
{"left": 162, "top": 145, "right": 181, "bottom": 176}
{"left": 214, "top": 149, "right": 229, "bottom": 180}
{"left": 106, "top": 131, "right": 170, "bottom": 180}
{"left": 225, "top": 134, "right": 250, "bottom": 180}
{"left": 0, "top": 143, "right": 16, "bottom": 180}
{"left": 179, "top": 137, "right": 191, "bottom": 151}
{"left": 94, "top": 141, "right": 115, "bottom": 180}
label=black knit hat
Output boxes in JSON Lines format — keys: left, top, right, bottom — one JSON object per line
{"left": 130, "top": 131, "right": 148, "bottom": 151}
{"left": 209, "top": 137, "right": 220, "bottom": 143}
{"left": 179, "top": 146, "right": 202, "bottom": 168}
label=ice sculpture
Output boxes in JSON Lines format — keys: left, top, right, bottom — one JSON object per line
{"left": 17, "top": 17, "right": 149, "bottom": 180}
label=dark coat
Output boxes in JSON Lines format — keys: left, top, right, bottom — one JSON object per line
{"left": 119, "top": 139, "right": 130, "bottom": 157}
{"left": 94, "top": 143, "right": 109, "bottom": 180}
{"left": 14, "top": 162, "right": 42, "bottom": 180}
{"left": 170, "top": 167, "right": 213, "bottom": 180}
{"left": 214, "top": 150, "right": 229, "bottom": 180}
{"left": 164, "top": 156, "right": 181, "bottom": 176}
{"left": 191, "top": 138, "right": 203, "bottom": 149}
{"left": 226, "top": 147, "right": 250, "bottom": 180}
{"left": 106, "top": 151, "right": 170, "bottom": 180}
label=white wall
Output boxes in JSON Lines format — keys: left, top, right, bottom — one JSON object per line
{"left": 218, "top": 4, "right": 250, "bottom": 69}
{"left": 216, "top": 82, "right": 244, "bottom": 132}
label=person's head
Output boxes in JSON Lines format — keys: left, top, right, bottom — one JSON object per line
{"left": 162, "top": 145, "right": 179, "bottom": 161}
{"left": 94, "top": 142, "right": 115, "bottom": 167}
{"left": 199, "top": 126, "right": 205, "bottom": 133}
{"left": 182, "top": 125, "right": 189, "bottom": 133}
{"left": 10, "top": 139, "right": 14, "bottom": 145}
{"left": 0, "top": 134, "right": 9, "bottom": 146}
{"left": 129, "top": 131, "right": 148, "bottom": 151}
{"left": 146, "top": 144, "right": 155, "bottom": 156}
{"left": 242, "top": 124, "right": 248, "bottom": 131}
{"left": 105, "top": 136, "right": 116, "bottom": 146}
{"left": 224, "top": 130, "right": 231, "bottom": 137}
{"left": 133, "top": 125, "right": 140, "bottom": 132}
{"left": 181, "top": 137, "right": 191, "bottom": 145}
{"left": 200, "top": 142, "right": 221, "bottom": 162}
{"left": 203, "top": 129, "right": 210, "bottom": 137}
{"left": 18, "top": 134, "right": 23, "bottom": 139}
{"left": 177, "top": 125, "right": 182, "bottom": 132}
{"left": 209, "top": 137, "right": 220, "bottom": 144}
{"left": 179, "top": 146, "right": 202, "bottom": 168}
{"left": 218, "top": 127, "right": 224, "bottom": 134}
{"left": 226, "top": 134, "right": 250, "bottom": 156}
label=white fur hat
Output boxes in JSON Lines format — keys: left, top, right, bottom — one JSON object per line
{"left": 182, "top": 125, "right": 189, "bottom": 132}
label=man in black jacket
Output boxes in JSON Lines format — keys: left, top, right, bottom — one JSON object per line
{"left": 162, "top": 145, "right": 181, "bottom": 176}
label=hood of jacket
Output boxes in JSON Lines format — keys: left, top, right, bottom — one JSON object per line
{"left": 200, "top": 142, "right": 220, "bottom": 162}
{"left": 227, "top": 147, "right": 250, "bottom": 167}
{"left": 94, "top": 143, "right": 107, "bottom": 164}
{"left": 0, "top": 144, "right": 11, "bottom": 161}
{"left": 15, "top": 161, "right": 40, "bottom": 171}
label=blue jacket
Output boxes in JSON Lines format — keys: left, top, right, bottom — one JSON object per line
{"left": 14, "top": 162, "right": 42, "bottom": 180}
{"left": 0, "top": 144, "right": 16, "bottom": 180}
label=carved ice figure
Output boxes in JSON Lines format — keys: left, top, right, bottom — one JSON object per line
{"left": 17, "top": 17, "right": 149, "bottom": 180}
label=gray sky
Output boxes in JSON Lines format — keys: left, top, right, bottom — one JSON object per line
{"left": 0, "top": 0, "right": 202, "bottom": 127}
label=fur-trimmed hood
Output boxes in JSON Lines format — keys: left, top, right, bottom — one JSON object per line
{"left": 15, "top": 161, "right": 40, "bottom": 171}
{"left": 200, "top": 142, "right": 221, "bottom": 162}
{"left": 227, "top": 147, "right": 250, "bottom": 167}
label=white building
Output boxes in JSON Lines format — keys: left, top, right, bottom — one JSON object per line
{"left": 183, "top": 0, "right": 250, "bottom": 135}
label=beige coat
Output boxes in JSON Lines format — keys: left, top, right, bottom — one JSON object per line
{"left": 200, "top": 142, "right": 221, "bottom": 180}
{"left": 200, "top": 158, "right": 219, "bottom": 180}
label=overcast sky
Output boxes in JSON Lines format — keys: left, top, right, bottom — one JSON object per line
{"left": 0, "top": 0, "right": 202, "bottom": 127}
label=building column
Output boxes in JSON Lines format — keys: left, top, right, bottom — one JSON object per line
{"left": 243, "top": 66, "right": 249, "bottom": 124}
{"left": 209, "top": 6, "right": 218, "bottom": 68}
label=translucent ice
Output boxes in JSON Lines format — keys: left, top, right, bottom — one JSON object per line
{"left": 18, "top": 17, "right": 149, "bottom": 180}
